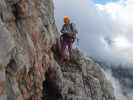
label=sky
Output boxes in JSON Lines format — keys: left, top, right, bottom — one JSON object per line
{"left": 53, "top": 0, "right": 133, "bottom": 65}
{"left": 94, "top": 0, "right": 119, "bottom": 4}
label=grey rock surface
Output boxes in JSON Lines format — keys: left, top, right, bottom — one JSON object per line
{"left": 0, "top": 0, "right": 116, "bottom": 100}
{"left": 56, "top": 49, "right": 115, "bottom": 100}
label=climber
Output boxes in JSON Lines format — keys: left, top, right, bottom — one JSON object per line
{"left": 60, "top": 16, "right": 78, "bottom": 63}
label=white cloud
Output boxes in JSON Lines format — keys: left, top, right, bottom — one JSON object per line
{"left": 96, "top": 3, "right": 122, "bottom": 19}
{"left": 96, "top": 0, "right": 133, "bottom": 64}
{"left": 96, "top": 0, "right": 133, "bottom": 25}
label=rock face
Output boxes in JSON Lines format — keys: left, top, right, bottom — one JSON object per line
{"left": 0, "top": 0, "right": 116, "bottom": 100}
{"left": 46, "top": 49, "right": 115, "bottom": 100}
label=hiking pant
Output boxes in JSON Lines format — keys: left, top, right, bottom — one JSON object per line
{"left": 61, "top": 37, "right": 73, "bottom": 61}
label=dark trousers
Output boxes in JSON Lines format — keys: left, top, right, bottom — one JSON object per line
{"left": 61, "top": 37, "right": 73, "bottom": 61}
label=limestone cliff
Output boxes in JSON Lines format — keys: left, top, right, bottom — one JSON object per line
{"left": 0, "top": 0, "right": 116, "bottom": 100}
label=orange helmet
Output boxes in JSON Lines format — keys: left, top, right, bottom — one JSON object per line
{"left": 64, "top": 16, "right": 70, "bottom": 22}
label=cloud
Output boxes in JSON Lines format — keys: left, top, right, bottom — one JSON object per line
{"left": 96, "top": 0, "right": 133, "bottom": 64}
{"left": 104, "top": 68, "right": 133, "bottom": 100}
{"left": 54, "top": 0, "right": 133, "bottom": 65}
{"left": 103, "top": 69, "right": 127, "bottom": 100}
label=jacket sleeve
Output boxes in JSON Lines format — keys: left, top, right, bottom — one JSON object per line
{"left": 71, "top": 23, "right": 78, "bottom": 34}
{"left": 60, "top": 25, "right": 67, "bottom": 34}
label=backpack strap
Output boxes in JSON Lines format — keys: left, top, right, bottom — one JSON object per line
{"left": 70, "top": 23, "right": 74, "bottom": 33}
{"left": 70, "top": 23, "right": 76, "bottom": 39}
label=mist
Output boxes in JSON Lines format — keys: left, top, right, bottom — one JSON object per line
{"left": 104, "top": 68, "right": 133, "bottom": 100}
{"left": 54, "top": 0, "right": 133, "bottom": 66}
